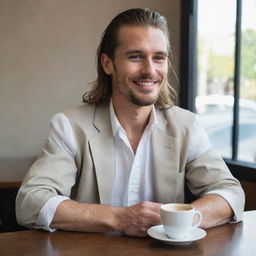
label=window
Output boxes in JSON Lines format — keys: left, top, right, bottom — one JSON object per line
{"left": 180, "top": 0, "right": 256, "bottom": 179}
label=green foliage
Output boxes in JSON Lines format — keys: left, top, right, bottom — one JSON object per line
{"left": 198, "top": 29, "right": 256, "bottom": 91}
{"left": 241, "top": 29, "right": 256, "bottom": 80}
{"left": 207, "top": 51, "right": 234, "bottom": 79}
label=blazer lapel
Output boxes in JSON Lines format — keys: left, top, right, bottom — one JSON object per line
{"left": 152, "top": 109, "right": 180, "bottom": 203}
{"left": 89, "top": 105, "right": 115, "bottom": 205}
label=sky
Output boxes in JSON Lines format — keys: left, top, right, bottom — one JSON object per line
{"left": 198, "top": 0, "right": 256, "bottom": 34}
{"left": 197, "top": 0, "right": 256, "bottom": 55}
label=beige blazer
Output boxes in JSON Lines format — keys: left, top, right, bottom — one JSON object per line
{"left": 16, "top": 104, "right": 245, "bottom": 227}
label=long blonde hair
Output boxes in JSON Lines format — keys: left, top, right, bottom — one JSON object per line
{"left": 83, "top": 8, "right": 177, "bottom": 108}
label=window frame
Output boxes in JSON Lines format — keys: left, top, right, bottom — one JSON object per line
{"left": 180, "top": 0, "right": 256, "bottom": 181}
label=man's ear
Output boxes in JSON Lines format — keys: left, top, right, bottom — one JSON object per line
{"left": 101, "top": 53, "right": 113, "bottom": 75}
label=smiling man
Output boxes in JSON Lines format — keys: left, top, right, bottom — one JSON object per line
{"left": 102, "top": 25, "right": 168, "bottom": 108}
{"left": 16, "top": 8, "right": 245, "bottom": 237}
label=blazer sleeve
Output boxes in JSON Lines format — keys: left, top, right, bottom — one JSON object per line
{"left": 185, "top": 149, "right": 245, "bottom": 222}
{"left": 16, "top": 141, "right": 77, "bottom": 227}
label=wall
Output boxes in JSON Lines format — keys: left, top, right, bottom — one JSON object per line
{"left": 0, "top": 0, "right": 181, "bottom": 181}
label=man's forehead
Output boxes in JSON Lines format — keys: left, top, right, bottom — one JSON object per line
{"left": 116, "top": 25, "right": 168, "bottom": 51}
{"left": 117, "top": 25, "right": 166, "bottom": 39}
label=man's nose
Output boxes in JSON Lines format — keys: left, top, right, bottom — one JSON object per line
{"left": 141, "top": 59, "right": 156, "bottom": 76}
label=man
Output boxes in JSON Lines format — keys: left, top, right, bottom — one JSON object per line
{"left": 16, "top": 8, "right": 245, "bottom": 237}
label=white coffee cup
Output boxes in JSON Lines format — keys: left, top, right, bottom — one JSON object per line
{"left": 160, "top": 203, "right": 202, "bottom": 240}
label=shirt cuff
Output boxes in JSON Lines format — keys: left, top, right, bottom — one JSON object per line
{"left": 204, "top": 189, "right": 242, "bottom": 223}
{"left": 35, "top": 195, "right": 70, "bottom": 232}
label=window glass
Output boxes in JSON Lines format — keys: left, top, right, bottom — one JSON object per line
{"left": 196, "top": 0, "right": 236, "bottom": 160}
{"left": 239, "top": 0, "right": 256, "bottom": 163}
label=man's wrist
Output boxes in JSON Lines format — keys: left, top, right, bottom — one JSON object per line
{"left": 110, "top": 206, "right": 126, "bottom": 233}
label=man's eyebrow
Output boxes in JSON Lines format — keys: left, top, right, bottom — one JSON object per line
{"left": 155, "top": 51, "right": 168, "bottom": 56}
{"left": 125, "top": 50, "right": 168, "bottom": 56}
{"left": 125, "top": 50, "right": 143, "bottom": 55}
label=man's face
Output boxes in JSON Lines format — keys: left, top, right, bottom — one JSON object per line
{"left": 102, "top": 25, "right": 169, "bottom": 106}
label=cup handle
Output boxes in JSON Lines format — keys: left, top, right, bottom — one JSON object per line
{"left": 192, "top": 211, "right": 202, "bottom": 228}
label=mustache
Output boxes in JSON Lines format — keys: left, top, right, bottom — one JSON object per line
{"left": 133, "top": 74, "right": 159, "bottom": 80}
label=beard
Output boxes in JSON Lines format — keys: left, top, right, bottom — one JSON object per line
{"left": 111, "top": 63, "right": 166, "bottom": 106}
{"left": 128, "top": 90, "right": 159, "bottom": 106}
{"left": 115, "top": 75, "right": 163, "bottom": 106}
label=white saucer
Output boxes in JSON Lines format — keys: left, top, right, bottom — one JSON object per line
{"left": 147, "top": 225, "right": 206, "bottom": 245}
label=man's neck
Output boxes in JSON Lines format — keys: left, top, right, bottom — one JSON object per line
{"left": 112, "top": 97, "right": 153, "bottom": 153}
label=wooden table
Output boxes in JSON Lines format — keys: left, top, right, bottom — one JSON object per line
{"left": 0, "top": 211, "right": 256, "bottom": 256}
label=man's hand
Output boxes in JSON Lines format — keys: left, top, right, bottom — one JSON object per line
{"left": 117, "top": 201, "right": 162, "bottom": 237}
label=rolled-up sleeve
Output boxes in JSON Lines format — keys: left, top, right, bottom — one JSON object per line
{"left": 35, "top": 195, "right": 70, "bottom": 231}
{"left": 16, "top": 113, "right": 77, "bottom": 229}
{"left": 186, "top": 149, "right": 245, "bottom": 222}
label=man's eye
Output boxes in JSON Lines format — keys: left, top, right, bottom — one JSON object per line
{"left": 154, "top": 56, "right": 166, "bottom": 61}
{"left": 129, "top": 55, "right": 142, "bottom": 60}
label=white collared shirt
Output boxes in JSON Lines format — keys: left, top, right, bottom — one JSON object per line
{"left": 35, "top": 102, "right": 234, "bottom": 231}
{"left": 110, "top": 102, "right": 158, "bottom": 206}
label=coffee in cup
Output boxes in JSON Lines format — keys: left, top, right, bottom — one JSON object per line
{"left": 160, "top": 203, "right": 202, "bottom": 239}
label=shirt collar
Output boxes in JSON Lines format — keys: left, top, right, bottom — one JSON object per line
{"left": 110, "top": 99, "right": 123, "bottom": 136}
{"left": 109, "top": 99, "right": 158, "bottom": 137}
